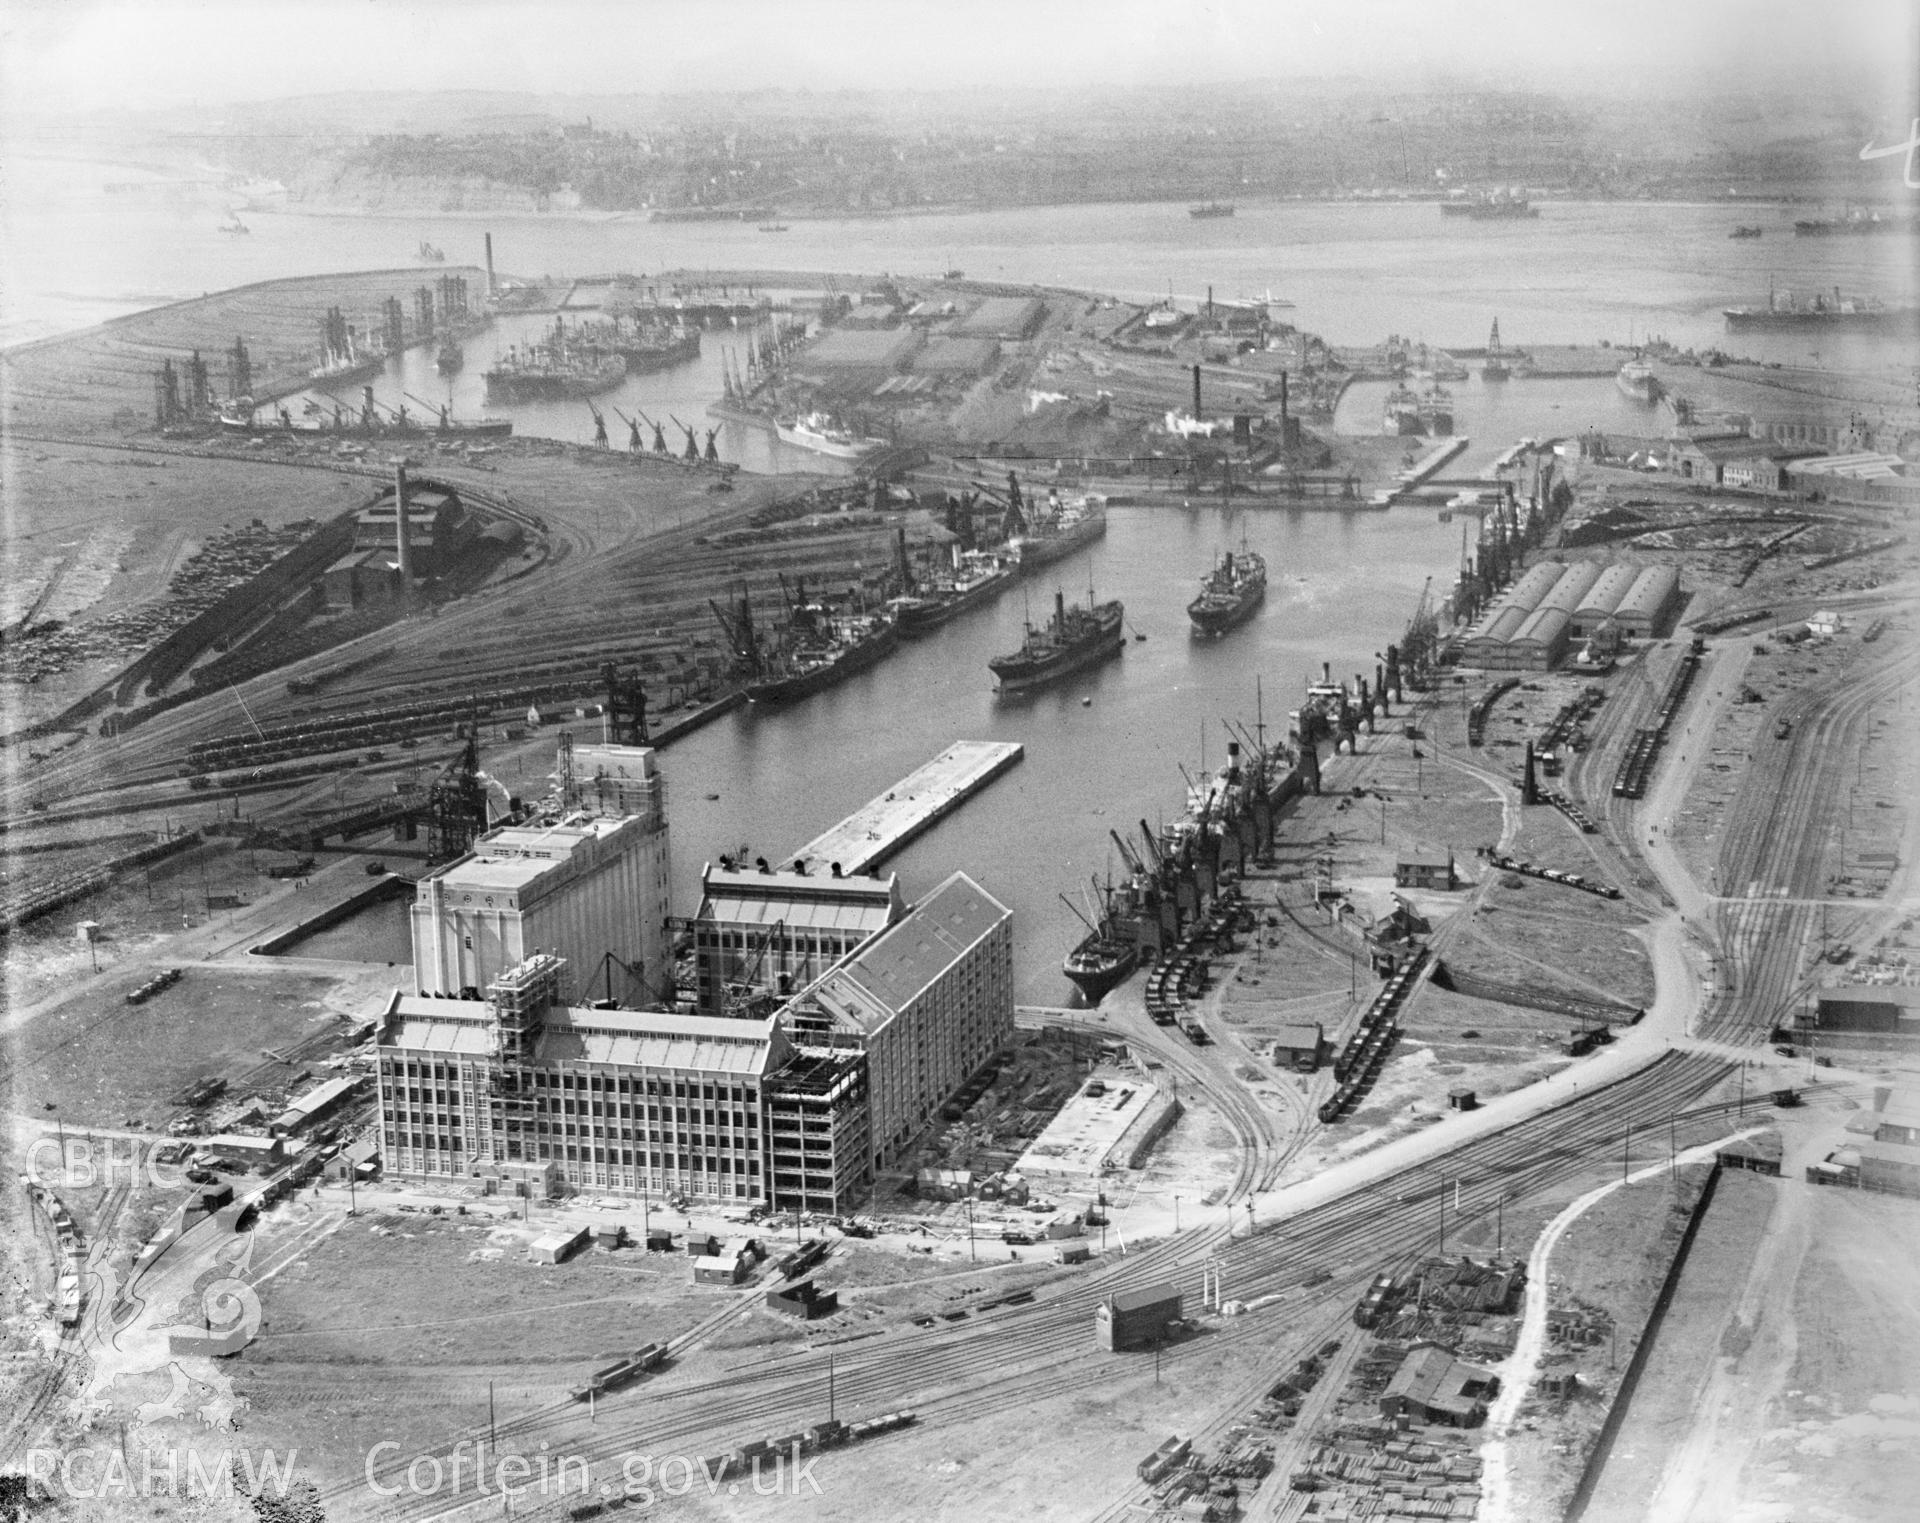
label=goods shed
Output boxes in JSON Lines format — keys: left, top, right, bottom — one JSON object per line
{"left": 913, "top": 337, "right": 1000, "bottom": 377}
{"left": 1611, "top": 565, "right": 1680, "bottom": 637}
{"left": 1502, "top": 604, "right": 1573, "bottom": 670}
{"left": 1455, "top": 562, "right": 1567, "bottom": 664}
{"left": 1534, "top": 561, "right": 1604, "bottom": 617}
{"left": 1814, "top": 986, "right": 1918, "bottom": 1035}
{"left": 954, "top": 296, "right": 1044, "bottom": 341}
{"left": 1571, "top": 564, "right": 1640, "bottom": 636}
{"left": 796, "top": 327, "right": 922, "bottom": 380}
{"left": 1459, "top": 604, "right": 1532, "bottom": 664}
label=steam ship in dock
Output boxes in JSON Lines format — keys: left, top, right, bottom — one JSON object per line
{"left": 1055, "top": 632, "right": 1436, "bottom": 999}
{"left": 1063, "top": 723, "right": 1309, "bottom": 995}
{"left": 989, "top": 589, "right": 1125, "bottom": 693}
{"left": 1187, "top": 544, "right": 1267, "bottom": 636}
{"left": 308, "top": 334, "right": 385, "bottom": 386}
{"left": 1007, "top": 495, "right": 1107, "bottom": 571}
{"left": 891, "top": 548, "right": 1015, "bottom": 638}
{"left": 1384, "top": 383, "right": 1424, "bottom": 436}
{"left": 713, "top": 581, "right": 898, "bottom": 705}
{"left": 485, "top": 318, "right": 628, "bottom": 401}
{"left": 1615, "top": 356, "right": 1661, "bottom": 403}
{"left": 745, "top": 612, "right": 897, "bottom": 702}
{"left": 572, "top": 313, "right": 703, "bottom": 373}
{"left": 1062, "top": 880, "right": 1143, "bottom": 1003}
{"left": 1417, "top": 383, "right": 1455, "bottom": 436}
{"left": 775, "top": 413, "right": 886, "bottom": 460}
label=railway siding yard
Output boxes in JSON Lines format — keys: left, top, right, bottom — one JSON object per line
{"left": 4, "top": 258, "right": 1920, "bottom": 1522}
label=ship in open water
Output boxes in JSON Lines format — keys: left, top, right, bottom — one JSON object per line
{"left": 1188, "top": 544, "right": 1267, "bottom": 636}
{"left": 990, "top": 588, "right": 1125, "bottom": 693}
{"left": 1440, "top": 187, "right": 1538, "bottom": 219}
{"left": 1723, "top": 285, "right": 1920, "bottom": 333}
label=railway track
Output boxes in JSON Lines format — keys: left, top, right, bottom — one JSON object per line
{"left": 285, "top": 634, "right": 1854, "bottom": 1518}
{"left": 322, "top": 1051, "right": 1751, "bottom": 1521}
{"left": 0, "top": 1179, "right": 133, "bottom": 1464}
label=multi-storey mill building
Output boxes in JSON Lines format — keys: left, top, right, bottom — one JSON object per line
{"left": 378, "top": 744, "right": 1013, "bottom": 1211}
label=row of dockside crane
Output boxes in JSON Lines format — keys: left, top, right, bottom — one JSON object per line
{"left": 1612, "top": 639, "right": 1704, "bottom": 800}
{"left": 1319, "top": 947, "right": 1431, "bottom": 1125}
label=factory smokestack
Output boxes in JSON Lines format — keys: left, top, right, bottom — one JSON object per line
{"left": 1279, "top": 369, "right": 1289, "bottom": 424}
{"left": 1191, "top": 364, "right": 1202, "bottom": 420}
{"left": 484, "top": 232, "right": 496, "bottom": 299}
{"left": 394, "top": 462, "right": 414, "bottom": 588}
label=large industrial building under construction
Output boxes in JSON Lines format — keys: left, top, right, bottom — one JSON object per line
{"left": 378, "top": 741, "right": 1014, "bottom": 1210}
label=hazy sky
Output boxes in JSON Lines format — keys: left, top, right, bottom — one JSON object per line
{"left": 3, "top": 0, "right": 1914, "bottom": 117}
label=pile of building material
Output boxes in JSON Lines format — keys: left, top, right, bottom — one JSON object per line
{"left": 1294, "top": 1426, "right": 1486, "bottom": 1517}
{"left": 1140, "top": 1430, "right": 1274, "bottom": 1520}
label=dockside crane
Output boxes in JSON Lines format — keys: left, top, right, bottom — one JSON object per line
{"left": 636, "top": 408, "right": 669, "bottom": 454}
{"left": 404, "top": 389, "right": 456, "bottom": 430}
{"left": 1059, "top": 893, "right": 1101, "bottom": 937}
{"left": 587, "top": 400, "right": 609, "bottom": 448}
{"left": 669, "top": 414, "right": 700, "bottom": 461}
{"left": 1137, "top": 820, "right": 1165, "bottom": 871}
{"left": 610, "top": 403, "right": 644, "bottom": 452}
{"left": 602, "top": 660, "right": 648, "bottom": 745}
{"left": 1401, "top": 575, "right": 1438, "bottom": 688}
{"left": 708, "top": 586, "right": 760, "bottom": 673}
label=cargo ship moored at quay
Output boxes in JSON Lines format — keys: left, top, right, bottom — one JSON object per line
{"left": 745, "top": 613, "right": 897, "bottom": 702}
{"left": 485, "top": 318, "right": 629, "bottom": 401}
{"left": 1061, "top": 655, "right": 1416, "bottom": 993}
{"left": 1008, "top": 495, "right": 1107, "bottom": 572}
{"left": 891, "top": 548, "right": 1016, "bottom": 638}
{"left": 1615, "top": 356, "right": 1661, "bottom": 403}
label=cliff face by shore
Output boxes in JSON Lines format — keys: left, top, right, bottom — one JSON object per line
{"left": 288, "top": 167, "right": 551, "bottom": 216}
